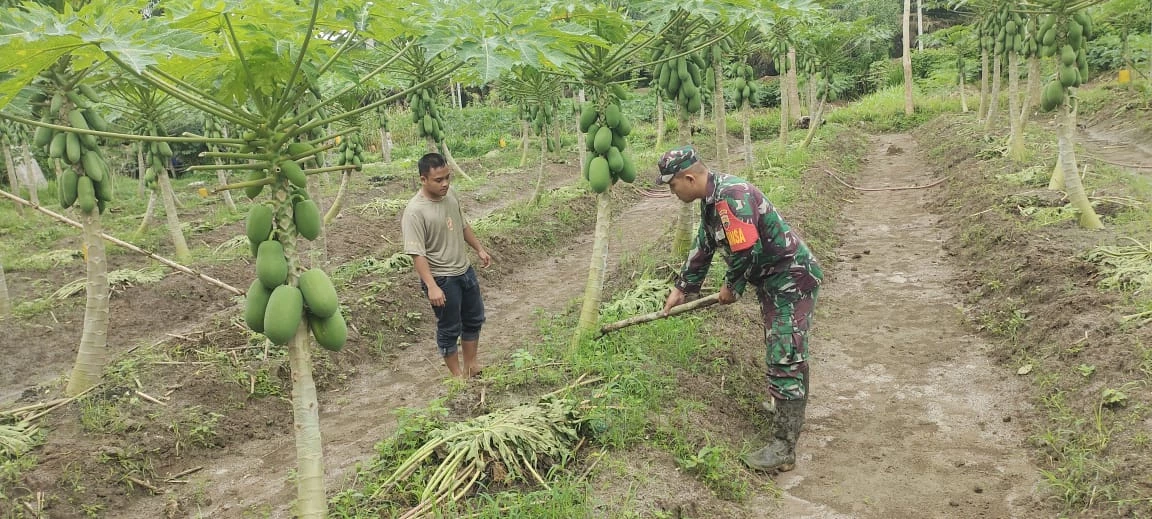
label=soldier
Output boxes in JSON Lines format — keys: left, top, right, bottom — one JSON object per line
{"left": 658, "top": 145, "right": 823, "bottom": 472}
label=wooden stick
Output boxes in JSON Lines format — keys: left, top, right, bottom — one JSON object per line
{"left": 135, "top": 390, "right": 168, "bottom": 406}
{"left": 24, "top": 384, "right": 101, "bottom": 421}
{"left": 166, "top": 466, "right": 203, "bottom": 481}
{"left": 125, "top": 476, "right": 163, "bottom": 494}
{"left": 1082, "top": 154, "right": 1152, "bottom": 169}
{"left": 599, "top": 293, "right": 721, "bottom": 336}
{"left": 822, "top": 168, "right": 949, "bottom": 192}
{"left": 0, "top": 190, "right": 244, "bottom": 296}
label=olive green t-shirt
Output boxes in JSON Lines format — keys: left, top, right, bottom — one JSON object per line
{"left": 401, "top": 188, "right": 471, "bottom": 277}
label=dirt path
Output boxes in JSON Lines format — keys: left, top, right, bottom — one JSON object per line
{"left": 119, "top": 189, "right": 680, "bottom": 517}
{"left": 1080, "top": 114, "right": 1152, "bottom": 173}
{"left": 752, "top": 135, "right": 1042, "bottom": 518}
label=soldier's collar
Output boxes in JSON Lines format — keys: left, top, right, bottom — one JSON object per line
{"left": 703, "top": 171, "right": 721, "bottom": 204}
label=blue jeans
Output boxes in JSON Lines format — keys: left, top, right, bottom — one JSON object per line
{"left": 421, "top": 267, "right": 485, "bottom": 356}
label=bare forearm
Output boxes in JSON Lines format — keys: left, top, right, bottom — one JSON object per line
{"left": 411, "top": 255, "right": 436, "bottom": 285}
{"left": 463, "top": 226, "right": 486, "bottom": 254}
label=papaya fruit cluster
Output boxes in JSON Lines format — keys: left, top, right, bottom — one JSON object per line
{"left": 408, "top": 87, "right": 445, "bottom": 143}
{"left": 1038, "top": 11, "right": 1094, "bottom": 112}
{"left": 728, "top": 61, "right": 759, "bottom": 108}
{"left": 244, "top": 196, "right": 345, "bottom": 351}
{"left": 579, "top": 97, "right": 636, "bottom": 193}
{"left": 336, "top": 131, "right": 365, "bottom": 171}
{"left": 31, "top": 84, "right": 114, "bottom": 214}
{"left": 653, "top": 44, "right": 705, "bottom": 115}
{"left": 141, "top": 127, "right": 174, "bottom": 190}
{"left": 240, "top": 137, "right": 320, "bottom": 200}
{"left": 521, "top": 102, "right": 561, "bottom": 152}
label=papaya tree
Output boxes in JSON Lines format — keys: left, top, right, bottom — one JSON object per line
{"left": 203, "top": 117, "right": 237, "bottom": 212}
{"left": 923, "top": 24, "right": 975, "bottom": 113}
{"left": 13, "top": 58, "right": 119, "bottom": 398}
{"left": 799, "top": 16, "right": 891, "bottom": 148}
{"left": 0, "top": 119, "right": 28, "bottom": 211}
{"left": 1029, "top": 0, "right": 1104, "bottom": 229}
{"left": 903, "top": 0, "right": 915, "bottom": 115}
{"left": 649, "top": 7, "right": 731, "bottom": 256}
{"left": 1098, "top": 0, "right": 1152, "bottom": 89}
{"left": 502, "top": 66, "right": 563, "bottom": 204}
{"left": 1018, "top": 13, "right": 1043, "bottom": 124}
{"left": 107, "top": 80, "right": 191, "bottom": 260}
{"left": 389, "top": 39, "right": 473, "bottom": 181}
{"left": 0, "top": 0, "right": 547, "bottom": 514}
{"left": 702, "top": 32, "right": 737, "bottom": 172}
{"left": 725, "top": 24, "right": 765, "bottom": 165}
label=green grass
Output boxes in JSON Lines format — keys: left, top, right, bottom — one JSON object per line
{"left": 826, "top": 85, "right": 963, "bottom": 131}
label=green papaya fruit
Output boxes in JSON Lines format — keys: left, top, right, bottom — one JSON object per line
{"left": 299, "top": 268, "right": 339, "bottom": 319}
{"left": 245, "top": 279, "right": 272, "bottom": 333}
{"left": 294, "top": 199, "right": 322, "bottom": 240}
{"left": 256, "top": 239, "right": 288, "bottom": 290}
{"left": 309, "top": 310, "right": 347, "bottom": 352}
{"left": 263, "top": 285, "right": 303, "bottom": 346}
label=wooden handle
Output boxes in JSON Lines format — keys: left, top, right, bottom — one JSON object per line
{"left": 598, "top": 293, "right": 721, "bottom": 336}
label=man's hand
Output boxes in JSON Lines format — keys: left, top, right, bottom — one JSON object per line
{"left": 662, "top": 287, "right": 685, "bottom": 316}
{"left": 718, "top": 283, "right": 738, "bottom": 305}
{"left": 477, "top": 249, "right": 492, "bottom": 268}
{"left": 427, "top": 285, "right": 446, "bottom": 307}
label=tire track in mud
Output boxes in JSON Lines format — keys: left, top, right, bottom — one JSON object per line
{"left": 118, "top": 185, "right": 681, "bottom": 517}
{"left": 747, "top": 135, "right": 1043, "bottom": 518}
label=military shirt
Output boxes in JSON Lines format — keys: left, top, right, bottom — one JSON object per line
{"left": 676, "top": 172, "right": 822, "bottom": 299}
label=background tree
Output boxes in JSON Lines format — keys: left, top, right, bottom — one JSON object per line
{"left": 107, "top": 81, "right": 191, "bottom": 260}
{"left": 1029, "top": 0, "right": 1104, "bottom": 229}
{"left": 502, "top": 66, "right": 563, "bottom": 204}
{"left": 904, "top": 0, "right": 916, "bottom": 115}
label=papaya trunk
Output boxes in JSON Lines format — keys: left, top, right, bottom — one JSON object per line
{"left": 0, "top": 258, "right": 10, "bottom": 319}
{"left": 520, "top": 121, "right": 531, "bottom": 168}
{"left": 136, "top": 144, "right": 147, "bottom": 197}
{"left": 1055, "top": 98, "right": 1102, "bottom": 229}
{"left": 979, "top": 48, "right": 990, "bottom": 120}
{"left": 135, "top": 190, "right": 157, "bottom": 238}
{"left": 672, "top": 116, "right": 695, "bottom": 257}
{"left": 806, "top": 73, "right": 817, "bottom": 120}
{"left": 383, "top": 130, "right": 393, "bottom": 163}
{"left": 787, "top": 48, "right": 802, "bottom": 120}
{"left": 3, "top": 145, "right": 21, "bottom": 216}
{"left": 275, "top": 186, "right": 326, "bottom": 518}
{"left": 779, "top": 79, "right": 790, "bottom": 152}
{"left": 65, "top": 209, "right": 110, "bottom": 396}
{"left": 572, "top": 191, "right": 611, "bottom": 346}
{"left": 655, "top": 91, "right": 665, "bottom": 150}
{"left": 1021, "top": 55, "right": 1041, "bottom": 121}
{"left": 531, "top": 130, "right": 546, "bottom": 205}
{"left": 155, "top": 165, "right": 191, "bottom": 262}
{"left": 903, "top": 0, "right": 915, "bottom": 116}
{"left": 985, "top": 54, "right": 1002, "bottom": 131}
{"left": 1007, "top": 51, "right": 1025, "bottom": 161}
{"left": 577, "top": 90, "right": 587, "bottom": 170}
{"left": 959, "top": 66, "right": 969, "bottom": 113}
{"left": 426, "top": 137, "right": 438, "bottom": 154}
{"left": 323, "top": 170, "right": 352, "bottom": 225}
{"left": 439, "top": 140, "right": 472, "bottom": 181}
{"left": 801, "top": 92, "right": 827, "bottom": 149}
{"left": 742, "top": 102, "right": 753, "bottom": 165}
{"left": 216, "top": 126, "right": 236, "bottom": 212}
{"left": 713, "top": 59, "right": 730, "bottom": 172}
{"left": 215, "top": 160, "right": 236, "bottom": 213}
{"left": 19, "top": 145, "right": 46, "bottom": 197}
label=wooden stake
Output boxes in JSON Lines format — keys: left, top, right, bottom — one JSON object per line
{"left": 0, "top": 189, "right": 243, "bottom": 295}
{"left": 134, "top": 390, "right": 168, "bottom": 406}
{"left": 125, "top": 476, "right": 163, "bottom": 494}
{"left": 598, "top": 294, "right": 721, "bottom": 336}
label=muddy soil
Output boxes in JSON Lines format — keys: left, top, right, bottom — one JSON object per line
{"left": 749, "top": 135, "right": 1043, "bottom": 518}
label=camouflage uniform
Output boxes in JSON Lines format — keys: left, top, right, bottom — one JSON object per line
{"left": 675, "top": 171, "right": 823, "bottom": 401}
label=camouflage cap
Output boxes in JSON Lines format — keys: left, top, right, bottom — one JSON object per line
{"left": 656, "top": 145, "right": 700, "bottom": 184}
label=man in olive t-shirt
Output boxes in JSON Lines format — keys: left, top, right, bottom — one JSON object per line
{"left": 402, "top": 153, "right": 492, "bottom": 379}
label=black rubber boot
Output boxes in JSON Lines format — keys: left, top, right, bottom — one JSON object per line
{"left": 742, "top": 397, "right": 807, "bottom": 472}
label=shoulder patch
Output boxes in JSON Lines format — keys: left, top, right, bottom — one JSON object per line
{"left": 717, "top": 200, "right": 758, "bottom": 252}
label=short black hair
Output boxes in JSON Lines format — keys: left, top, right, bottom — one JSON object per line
{"left": 418, "top": 153, "right": 447, "bottom": 177}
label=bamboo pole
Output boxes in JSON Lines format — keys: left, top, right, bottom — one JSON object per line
{"left": 599, "top": 293, "right": 720, "bottom": 336}
{"left": 0, "top": 190, "right": 243, "bottom": 295}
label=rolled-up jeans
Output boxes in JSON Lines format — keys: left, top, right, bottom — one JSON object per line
{"left": 421, "top": 266, "right": 485, "bottom": 356}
